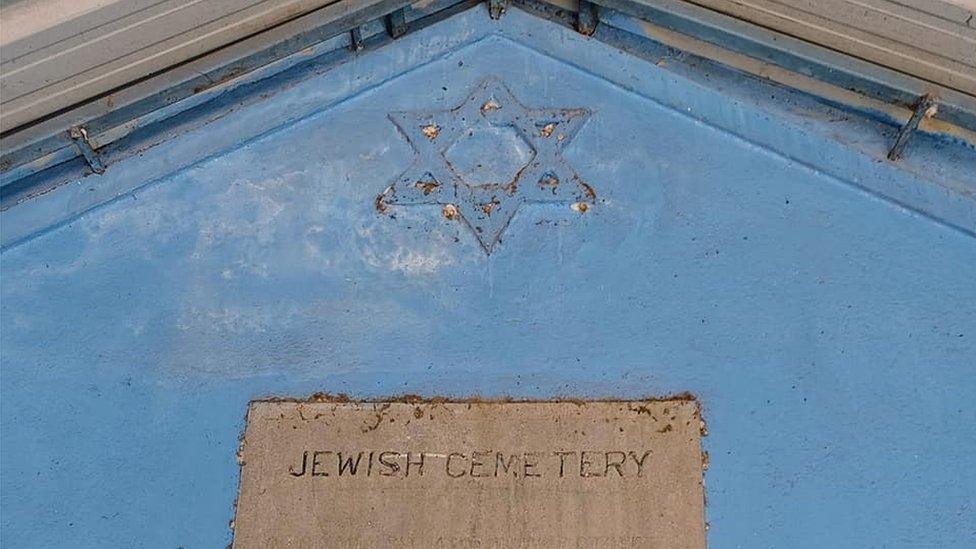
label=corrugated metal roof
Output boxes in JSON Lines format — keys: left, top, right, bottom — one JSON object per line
{"left": 1, "top": 0, "right": 974, "bottom": 135}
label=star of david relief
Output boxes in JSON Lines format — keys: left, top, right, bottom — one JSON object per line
{"left": 376, "top": 78, "right": 596, "bottom": 254}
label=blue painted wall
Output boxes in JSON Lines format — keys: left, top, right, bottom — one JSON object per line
{"left": 2, "top": 7, "right": 975, "bottom": 548}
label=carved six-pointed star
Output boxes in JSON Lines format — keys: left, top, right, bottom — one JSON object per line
{"left": 378, "top": 78, "right": 596, "bottom": 254}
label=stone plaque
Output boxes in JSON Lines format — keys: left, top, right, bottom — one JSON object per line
{"left": 233, "top": 399, "right": 706, "bottom": 548}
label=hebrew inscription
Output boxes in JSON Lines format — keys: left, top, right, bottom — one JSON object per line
{"left": 233, "top": 399, "right": 706, "bottom": 548}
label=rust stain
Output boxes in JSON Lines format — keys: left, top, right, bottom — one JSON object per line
{"left": 442, "top": 203, "right": 459, "bottom": 220}
{"left": 540, "top": 123, "right": 556, "bottom": 137}
{"left": 481, "top": 197, "right": 501, "bottom": 216}
{"left": 481, "top": 99, "right": 502, "bottom": 113}
{"left": 374, "top": 187, "right": 393, "bottom": 214}
{"left": 414, "top": 179, "right": 440, "bottom": 195}
{"left": 259, "top": 391, "right": 700, "bottom": 406}
{"left": 307, "top": 392, "right": 353, "bottom": 403}
{"left": 421, "top": 124, "right": 440, "bottom": 140}
{"left": 539, "top": 173, "right": 560, "bottom": 189}
{"left": 579, "top": 180, "right": 597, "bottom": 201}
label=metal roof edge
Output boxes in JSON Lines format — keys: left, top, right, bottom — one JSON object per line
{"left": 1, "top": 0, "right": 974, "bottom": 249}
{"left": 2, "top": 0, "right": 974, "bottom": 187}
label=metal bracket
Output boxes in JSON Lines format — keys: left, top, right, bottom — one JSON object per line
{"left": 887, "top": 94, "right": 937, "bottom": 161}
{"left": 488, "top": 0, "right": 506, "bottom": 19}
{"left": 576, "top": 0, "right": 598, "bottom": 36}
{"left": 68, "top": 126, "right": 105, "bottom": 174}
{"left": 349, "top": 26, "right": 365, "bottom": 51}
{"left": 386, "top": 9, "right": 408, "bottom": 38}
